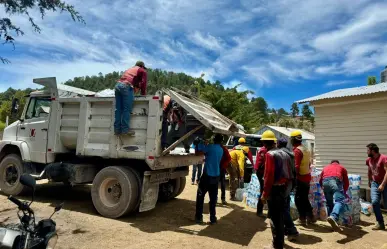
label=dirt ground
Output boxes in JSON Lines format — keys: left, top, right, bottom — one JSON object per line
{"left": 1, "top": 171, "right": 387, "bottom": 249}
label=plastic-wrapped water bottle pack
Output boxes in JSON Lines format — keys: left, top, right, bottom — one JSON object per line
{"left": 338, "top": 174, "right": 362, "bottom": 226}
{"left": 308, "top": 167, "right": 328, "bottom": 221}
{"left": 246, "top": 174, "right": 261, "bottom": 209}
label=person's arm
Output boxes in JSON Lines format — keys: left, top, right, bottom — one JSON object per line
{"left": 378, "top": 157, "right": 387, "bottom": 191}
{"left": 319, "top": 168, "right": 324, "bottom": 187}
{"left": 367, "top": 160, "right": 372, "bottom": 187}
{"left": 294, "top": 148, "right": 303, "bottom": 175}
{"left": 262, "top": 153, "right": 274, "bottom": 199}
{"left": 140, "top": 68, "right": 147, "bottom": 95}
{"left": 342, "top": 167, "right": 349, "bottom": 193}
{"left": 247, "top": 150, "right": 254, "bottom": 165}
{"left": 238, "top": 152, "right": 245, "bottom": 178}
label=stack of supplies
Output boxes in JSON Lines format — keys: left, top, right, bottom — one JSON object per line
{"left": 308, "top": 167, "right": 328, "bottom": 220}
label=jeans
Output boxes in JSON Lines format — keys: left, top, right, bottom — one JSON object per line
{"left": 284, "top": 196, "right": 298, "bottom": 236}
{"left": 257, "top": 173, "right": 264, "bottom": 215}
{"left": 322, "top": 177, "right": 345, "bottom": 221}
{"left": 220, "top": 168, "right": 226, "bottom": 201}
{"left": 267, "top": 185, "right": 287, "bottom": 249}
{"left": 114, "top": 83, "right": 134, "bottom": 134}
{"left": 192, "top": 164, "right": 202, "bottom": 183}
{"left": 371, "top": 181, "right": 387, "bottom": 224}
{"left": 195, "top": 173, "right": 219, "bottom": 222}
{"left": 295, "top": 180, "right": 313, "bottom": 219}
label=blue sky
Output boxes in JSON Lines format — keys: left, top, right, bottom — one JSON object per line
{"left": 1, "top": 0, "right": 387, "bottom": 111}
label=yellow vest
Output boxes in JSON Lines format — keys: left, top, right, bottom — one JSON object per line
{"left": 297, "top": 145, "right": 311, "bottom": 175}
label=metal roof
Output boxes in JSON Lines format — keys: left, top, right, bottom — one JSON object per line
{"left": 296, "top": 82, "right": 387, "bottom": 104}
{"left": 30, "top": 83, "right": 96, "bottom": 98}
{"left": 263, "top": 125, "right": 315, "bottom": 140}
{"left": 163, "top": 88, "right": 246, "bottom": 137}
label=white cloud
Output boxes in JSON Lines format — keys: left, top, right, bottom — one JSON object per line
{"left": 325, "top": 80, "right": 354, "bottom": 87}
{"left": 188, "top": 31, "right": 224, "bottom": 51}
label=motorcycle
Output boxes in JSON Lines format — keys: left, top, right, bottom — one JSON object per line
{"left": 0, "top": 174, "right": 63, "bottom": 249}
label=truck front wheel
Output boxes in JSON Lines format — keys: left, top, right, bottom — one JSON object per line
{"left": 91, "top": 166, "right": 140, "bottom": 218}
{"left": 0, "top": 154, "right": 28, "bottom": 195}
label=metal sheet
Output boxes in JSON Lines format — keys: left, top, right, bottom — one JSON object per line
{"left": 164, "top": 88, "right": 245, "bottom": 137}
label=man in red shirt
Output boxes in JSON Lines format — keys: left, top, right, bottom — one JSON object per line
{"left": 260, "top": 131, "right": 293, "bottom": 249}
{"left": 254, "top": 146, "right": 267, "bottom": 217}
{"left": 290, "top": 130, "right": 315, "bottom": 225}
{"left": 114, "top": 61, "right": 147, "bottom": 136}
{"left": 366, "top": 143, "right": 387, "bottom": 230}
{"left": 219, "top": 144, "right": 231, "bottom": 204}
{"left": 319, "top": 160, "right": 349, "bottom": 231}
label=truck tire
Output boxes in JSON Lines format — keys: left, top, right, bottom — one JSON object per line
{"left": 174, "top": 177, "right": 186, "bottom": 198}
{"left": 91, "top": 166, "right": 140, "bottom": 218}
{"left": 158, "top": 178, "right": 181, "bottom": 202}
{"left": 0, "top": 154, "right": 28, "bottom": 196}
{"left": 126, "top": 168, "right": 142, "bottom": 211}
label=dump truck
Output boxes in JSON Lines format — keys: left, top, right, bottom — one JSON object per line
{"left": 0, "top": 77, "right": 245, "bottom": 218}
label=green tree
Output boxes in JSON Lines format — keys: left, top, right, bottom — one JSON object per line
{"left": 291, "top": 103, "right": 299, "bottom": 118}
{"left": 367, "top": 76, "right": 377, "bottom": 85}
{"left": 301, "top": 104, "right": 313, "bottom": 121}
{"left": 1, "top": 0, "right": 84, "bottom": 63}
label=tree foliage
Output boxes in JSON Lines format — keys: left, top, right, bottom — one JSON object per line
{"left": 291, "top": 102, "right": 299, "bottom": 117}
{"left": 1, "top": 0, "right": 84, "bottom": 63}
{"left": 367, "top": 76, "right": 377, "bottom": 86}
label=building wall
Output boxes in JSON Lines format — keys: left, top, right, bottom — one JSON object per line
{"left": 313, "top": 96, "right": 387, "bottom": 189}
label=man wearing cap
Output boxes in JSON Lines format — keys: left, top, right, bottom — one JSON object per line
{"left": 194, "top": 134, "right": 224, "bottom": 225}
{"left": 233, "top": 137, "right": 254, "bottom": 165}
{"left": 114, "top": 61, "right": 147, "bottom": 136}
{"left": 261, "top": 131, "right": 293, "bottom": 249}
{"left": 290, "top": 130, "right": 315, "bottom": 225}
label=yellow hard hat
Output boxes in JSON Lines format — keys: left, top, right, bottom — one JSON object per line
{"left": 242, "top": 146, "right": 249, "bottom": 154}
{"left": 238, "top": 137, "right": 246, "bottom": 144}
{"left": 290, "top": 130, "right": 302, "bottom": 138}
{"left": 261, "top": 130, "right": 277, "bottom": 141}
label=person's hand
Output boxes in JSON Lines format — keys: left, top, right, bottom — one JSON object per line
{"left": 261, "top": 196, "right": 267, "bottom": 204}
{"left": 378, "top": 184, "right": 385, "bottom": 192}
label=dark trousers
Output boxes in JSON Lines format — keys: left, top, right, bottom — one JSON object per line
{"left": 220, "top": 169, "right": 226, "bottom": 201}
{"left": 161, "top": 115, "right": 168, "bottom": 149}
{"left": 195, "top": 174, "right": 219, "bottom": 222}
{"left": 268, "top": 185, "right": 287, "bottom": 249}
{"left": 256, "top": 174, "right": 264, "bottom": 215}
{"left": 295, "top": 180, "right": 313, "bottom": 219}
{"left": 284, "top": 196, "right": 298, "bottom": 236}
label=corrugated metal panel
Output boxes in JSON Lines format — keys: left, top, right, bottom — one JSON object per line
{"left": 296, "top": 83, "right": 387, "bottom": 104}
{"left": 313, "top": 99, "right": 387, "bottom": 189}
{"left": 164, "top": 88, "right": 245, "bottom": 137}
{"left": 266, "top": 125, "right": 315, "bottom": 140}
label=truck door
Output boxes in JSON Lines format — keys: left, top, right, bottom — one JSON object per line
{"left": 17, "top": 96, "right": 51, "bottom": 164}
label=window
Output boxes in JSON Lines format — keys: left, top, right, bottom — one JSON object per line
{"left": 25, "top": 97, "right": 51, "bottom": 120}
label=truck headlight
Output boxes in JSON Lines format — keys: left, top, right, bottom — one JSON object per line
{"left": 46, "top": 234, "right": 58, "bottom": 249}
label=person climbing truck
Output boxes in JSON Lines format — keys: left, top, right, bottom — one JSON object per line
{"left": 114, "top": 61, "right": 147, "bottom": 136}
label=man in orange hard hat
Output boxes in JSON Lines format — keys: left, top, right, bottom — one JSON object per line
{"left": 291, "top": 130, "right": 315, "bottom": 225}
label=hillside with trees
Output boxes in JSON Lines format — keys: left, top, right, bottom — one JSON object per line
{"left": 0, "top": 69, "right": 315, "bottom": 132}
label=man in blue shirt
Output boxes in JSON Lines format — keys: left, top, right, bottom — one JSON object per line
{"left": 195, "top": 134, "right": 224, "bottom": 224}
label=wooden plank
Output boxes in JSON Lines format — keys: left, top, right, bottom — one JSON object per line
{"left": 160, "top": 125, "right": 203, "bottom": 156}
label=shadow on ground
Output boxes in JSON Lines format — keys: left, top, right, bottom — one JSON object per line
{"left": 9, "top": 182, "right": 266, "bottom": 246}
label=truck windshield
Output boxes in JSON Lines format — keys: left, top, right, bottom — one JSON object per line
{"left": 232, "top": 136, "right": 263, "bottom": 147}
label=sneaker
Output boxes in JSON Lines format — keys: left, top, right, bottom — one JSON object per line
{"left": 287, "top": 232, "right": 299, "bottom": 242}
{"left": 196, "top": 180, "right": 199, "bottom": 185}
{"left": 191, "top": 181, "right": 195, "bottom": 185}
{"left": 122, "top": 130, "right": 135, "bottom": 136}
{"left": 230, "top": 196, "right": 237, "bottom": 201}
{"left": 195, "top": 218, "right": 204, "bottom": 225}
{"left": 307, "top": 215, "right": 317, "bottom": 224}
{"left": 221, "top": 199, "right": 228, "bottom": 205}
{"left": 372, "top": 223, "right": 385, "bottom": 231}
{"left": 256, "top": 212, "right": 266, "bottom": 218}
{"left": 327, "top": 217, "right": 341, "bottom": 232}
{"left": 210, "top": 218, "right": 218, "bottom": 225}
{"left": 298, "top": 218, "right": 307, "bottom": 226}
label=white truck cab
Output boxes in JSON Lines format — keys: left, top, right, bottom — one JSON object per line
{"left": 0, "top": 77, "right": 245, "bottom": 218}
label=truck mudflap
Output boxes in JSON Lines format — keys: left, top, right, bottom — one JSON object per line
{"left": 139, "top": 169, "right": 188, "bottom": 212}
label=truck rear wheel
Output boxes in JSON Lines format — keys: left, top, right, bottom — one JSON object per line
{"left": 158, "top": 177, "right": 185, "bottom": 201}
{"left": 91, "top": 166, "right": 140, "bottom": 218}
{"left": 174, "top": 177, "right": 186, "bottom": 198}
{"left": 0, "top": 154, "right": 28, "bottom": 196}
